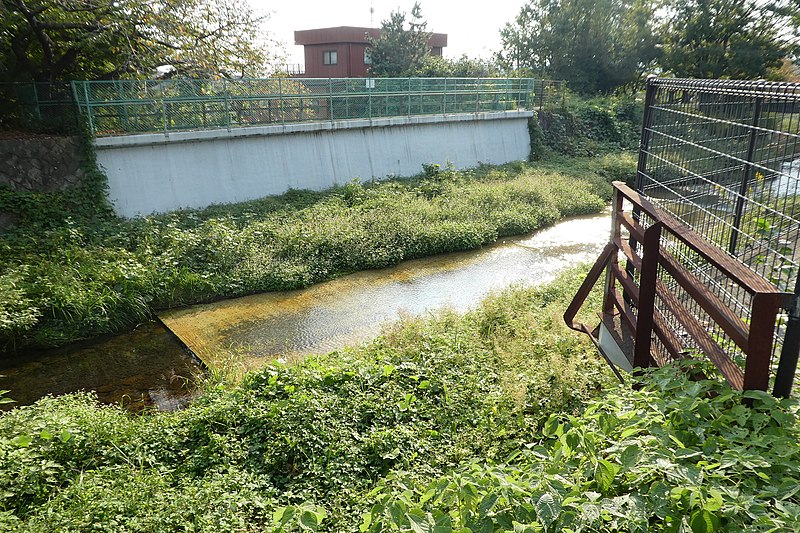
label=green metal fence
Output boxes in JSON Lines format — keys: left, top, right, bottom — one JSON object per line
{"left": 71, "top": 78, "right": 564, "bottom": 137}
{"left": 1, "top": 82, "right": 77, "bottom": 132}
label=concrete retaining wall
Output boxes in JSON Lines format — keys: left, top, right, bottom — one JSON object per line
{"left": 95, "top": 111, "right": 533, "bottom": 217}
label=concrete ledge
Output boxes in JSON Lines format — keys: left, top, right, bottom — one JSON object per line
{"left": 94, "top": 110, "right": 534, "bottom": 149}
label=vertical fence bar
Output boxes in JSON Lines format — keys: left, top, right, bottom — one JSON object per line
{"left": 223, "top": 79, "right": 231, "bottom": 132}
{"left": 442, "top": 78, "right": 447, "bottom": 114}
{"left": 329, "top": 78, "right": 334, "bottom": 122}
{"left": 80, "top": 82, "right": 96, "bottom": 136}
{"left": 775, "top": 276, "right": 800, "bottom": 397}
{"left": 625, "top": 77, "right": 659, "bottom": 307}
{"left": 31, "top": 83, "right": 42, "bottom": 120}
{"left": 633, "top": 222, "right": 663, "bottom": 368}
{"left": 603, "top": 188, "right": 625, "bottom": 315}
{"left": 279, "top": 78, "right": 284, "bottom": 127}
{"left": 408, "top": 78, "right": 412, "bottom": 116}
{"left": 745, "top": 293, "right": 782, "bottom": 391}
{"left": 635, "top": 77, "right": 658, "bottom": 191}
{"left": 729, "top": 95, "right": 763, "bottom": 255}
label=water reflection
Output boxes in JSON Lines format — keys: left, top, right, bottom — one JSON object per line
{"left": 161, "top": 211, "right": 611, "bottom": 366}
{"left": 0, "top": 322, "right": 201, "bottom": 412}
{"left": 1, "top": 211, "right": 611, "bottom": 411}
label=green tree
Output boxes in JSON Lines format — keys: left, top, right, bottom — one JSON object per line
{"left": 497, "top": 0, "right": 661, "bottom": 93}
{"left": 413, "top": 55, "right": 501, "bottom": 77}
{"left": 0, "top": 0, "right": 277, "bottom": 82}
{"left": 660, "top": 0, "right": 788, "bottom": 79}
{"left": 367, "top": 2, "right": 432, "bottom": 77}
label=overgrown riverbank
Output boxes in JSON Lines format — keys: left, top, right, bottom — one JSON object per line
{"left": 0, "top": 153, "right": 634, "bottom": 352}
{"left": 3, "top": 271, "right": 800, "bottom": 531}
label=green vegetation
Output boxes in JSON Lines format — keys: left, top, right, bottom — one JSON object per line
{"left": 0, "top": 270, "right": 614, "bottom": 531}
{"left": 0, "top": 152, "right": 632, "bottom": 352}
{"left": 3, "top": 272, "right": 800, "bottom": 531}
{"left": 499, "top": 0, "right": 794, "bottom": 93}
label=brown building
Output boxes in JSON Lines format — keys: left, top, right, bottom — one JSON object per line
{"left": 294, "top": 26, "right": 447, "bottom": 78}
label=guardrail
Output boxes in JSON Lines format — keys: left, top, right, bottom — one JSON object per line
{"left": 0, "top": 82, "right": 77, "bottom": 131}
{"left": 565, "top": 181, "right": 793, "bottom": 396}
{"left": 70, "top": 78, "right": 565, "bottom": 137}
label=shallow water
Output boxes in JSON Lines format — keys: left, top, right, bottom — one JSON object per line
{"left": 1, "top": 210, "right": 611, "bottom": 411}
{"left": 161, "top": 210, "right": 611, "bottom": 367}
{"left": 0, "top": 322, "right": 201, "bottom": 412}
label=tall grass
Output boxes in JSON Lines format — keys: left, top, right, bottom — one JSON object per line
{"left": 0, "top": 156, "right": 630, "bottom": 351}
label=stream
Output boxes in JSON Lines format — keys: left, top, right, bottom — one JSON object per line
{"left": 0, "top": 210, "right": 610, "bottom": 411}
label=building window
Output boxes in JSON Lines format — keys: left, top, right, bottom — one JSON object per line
{"left": 323, "top": 50, "right": 338, "bottom": 65}
{"left": 364, "top": 50, "right": 372, "bottom": 65}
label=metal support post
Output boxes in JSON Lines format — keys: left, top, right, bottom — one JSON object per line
{"left": 729, "top": 96, "right": 763, "bottom": 255}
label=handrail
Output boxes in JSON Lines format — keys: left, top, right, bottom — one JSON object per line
{"left": 565, "top": 181, "right": 794, "bottom": 395}
{"left": 71, "top": 77, "right": 565, "bottom": 136}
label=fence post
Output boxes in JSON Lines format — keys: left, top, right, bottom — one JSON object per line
{"left": 223, "top": 79, "right": 231, "bottom": 132}
{"left": 636, "top": 76, "right": 658, "bottom": 192}
{"left": 729, "top": 95, "right": 763, "bottom": 255}
{"left": 31, "top": 83, "right": 42, "bottom": 120}
{"left": 475, "top": 78, "right": 480, "bottom": 112}
{"left": 443, "top": 78, "right": 447, "bottom": 114}
{"left": 279, "top": 78, "right": 284, "bottom": 127}
{"left": 78, "top": 82, "right": 96, "bottom": 136}
{"left": 744, "top": 293, "right": 782, "bottom": 391}
{"left": 633, "top": 222, "right": 663, "bottom": 368}
{"left": 329, "top": 78, "right": 334, "bottom": 122}
{"left": 774, "top": 275, "right": 800, "bottom": 397}
{"left": 408, "top": 78, "right": 412, "bottom": 116}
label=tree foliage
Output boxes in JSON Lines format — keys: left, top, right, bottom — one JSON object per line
{"left": 366, "top": 2, "right": 432, "bottom": 77}
{"left": 0, "top": 0, "right": 277, "bottom": 82}
{"left": 660, "top": 0, "right": 788, "bottom": 79}
{"left": 413, "top": 55, "right": 501, "bottom": 77}
{"left": 497, "top": 0, "right": 661, "bottom": 94}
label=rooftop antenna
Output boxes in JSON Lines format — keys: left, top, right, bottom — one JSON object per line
{"left": 370, "top": 1, "right": 374, "bottom": 26}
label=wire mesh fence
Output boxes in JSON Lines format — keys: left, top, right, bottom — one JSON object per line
{"left": 0, "top": 82, "right": 78, "bottom": 132}
{"left": 71, "top": 78, "right": 565, "bottom": 137}
{"left": 635, "top": 77, "right": 800, "bottom": 391}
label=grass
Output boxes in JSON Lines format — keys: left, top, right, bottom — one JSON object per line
{"left": 0, "top": 155, "right": 634, "bottom": 352}
{"left": 2, "top": 270, "right": 800, "bottom": 531}
{"left": 0, "top": 269, "right": 615, "bottom": 531}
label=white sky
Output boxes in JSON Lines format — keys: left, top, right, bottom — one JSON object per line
{"left": 252, "top": 0, "right": 527, "bottom": 65}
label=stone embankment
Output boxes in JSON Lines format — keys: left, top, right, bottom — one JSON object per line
{"left": 0, "top": 134, "right": 84, "bottom": 230}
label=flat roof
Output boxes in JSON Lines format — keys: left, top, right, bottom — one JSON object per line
{"left": 295, "top": 26, "right": 447, "bottom": 48}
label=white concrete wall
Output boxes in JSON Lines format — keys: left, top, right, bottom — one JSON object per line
{"left": 95, "top": 111, "right": 533, "bottom": 217}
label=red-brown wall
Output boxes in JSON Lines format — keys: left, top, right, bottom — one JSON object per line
{"left": 296, "top": 26, "right": 447, "bottom": 78}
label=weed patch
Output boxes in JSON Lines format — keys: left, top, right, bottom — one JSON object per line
{"left": 0, "top": 157, "right": 631, "bottom": 351}
{"left": 0, "top": 270, "right": 613, "bottom": 531}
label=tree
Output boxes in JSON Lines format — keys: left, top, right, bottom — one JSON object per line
{"left": 660, "top": 0, "right": 788, "bottom": 79}
{"left": 0, "top": 0, "right": 278, "bottom": 82}
{"left": 413, "top": 55, "right": 502, "bottom": 77}
{"left": 367, "top": 2, "right": 432, "bottom": 77}
{"left": 496, "top": 0, "right": 661, "bottom": 93}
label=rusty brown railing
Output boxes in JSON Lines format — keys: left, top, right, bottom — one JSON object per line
{"left": 565, "top": 181, "right": 794, "bottom": 395}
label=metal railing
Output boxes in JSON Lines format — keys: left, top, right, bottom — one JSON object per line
{"left": 635, "top": 78, "right": 800, "bottom": 392}
{"left": 70, "top": 78, "right": 565, "bottom": 137}
{"left": 0, "top": 82, "right": 77, "bottom": 131}
{"left": 565, "top": 182, "right": 791, "bottom": 395}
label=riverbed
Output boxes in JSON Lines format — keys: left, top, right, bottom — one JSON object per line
{"left": 0, "top": 210, "right": 611, "bottom": 411}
